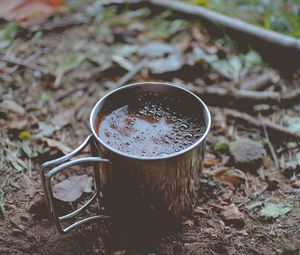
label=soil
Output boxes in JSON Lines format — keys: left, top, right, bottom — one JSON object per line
{"left": 0, "top": 2, "right": 300, "bottom": 255}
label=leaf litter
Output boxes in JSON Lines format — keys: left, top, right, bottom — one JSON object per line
{"left": 52, "top": 175, "right": 89, "bottom": 202}
{"left": 0, "top": 1, "right": 299, "bottom": 254}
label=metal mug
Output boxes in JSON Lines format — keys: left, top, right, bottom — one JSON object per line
{"left": 41, "top": 82, "right": 211, "bottom": 233}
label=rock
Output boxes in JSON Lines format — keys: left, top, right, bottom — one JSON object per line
{"left": 229, "top": 139, "right": 265, "bottom": 171}
{"left": 222, "top": 204, "right": 245, "bottom": 228}
{"left": 29, "top": 193, "right": 48, "bottom": 217}
{"left": 184, "top": 242, "right": 202, "bottom": 253}
{"left": 12, "top": 229, "right": 24, "bottom": 237}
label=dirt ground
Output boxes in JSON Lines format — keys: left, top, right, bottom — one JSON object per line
{"left": 0, "top": 1, "right": 300, "bottom": 255}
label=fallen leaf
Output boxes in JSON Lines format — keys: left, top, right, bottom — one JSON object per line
{"left": 83, "top": 176, "right": 94, "bottom": 193}
{"left": 4, "top": 148, "right": 26, "bottom": 172}
{"left": 243, "top": 50, "right": 262, "bottom": 68}
{"left": 182, "top": 219, "right": 194, "bottom": 227}
{"left": 296, "top": 153, "right": 300, "bottom": 165}
{"left": 0, "top": 21, "right": 17, "bottom": 49}
{"left": 34, "top": 122, "right": 57, "bottom": 138}
{"left": 0, "top": 0, "right": 65, "bottom": 26}
{"left": 54, "top": 52, "right": 86, "bottom": 88}
{"left": 41, "top": 137, "right": 71, "bottom": 154}
{"left": 8, "top": 119, "right": 28, "bottom": 130}
{"left": 53, "top": 175, "right": 89, "bottom": 202}
{"left": 246, "top": 201, "right": 263, "bottom": 211}
{"left": 112, "top": 251, "right": 126, "bottom": 255}
{"left": 138, "top": 41, "right": 175, "bottom": 58}
{"left": 113, "top": 44, "right": 138, "bottom": 58}
{"left": 222, "top": 204, "right": 245, "bottom": 228}
{"left": 281, "top": 243, "right": 299, "bottom": 255}
{"left": 111, "top": 55, "right": 133, "bottom": 71}
{"left": 20, "top": 140, "right": 37, "bottom": 158}
{"left": 259, "top": 203, "right": 292, "bottom": 219}
{"left": 51, "top": 95, "right": 88, "bottom": 129}
{"left": 0, "top": 100, "right": 25, "bottom": 115}
{"left": 288, "top": 122, "right": 300, "bottom": 134}
{"left": 210, "top": 50, "right": 262, "bottom": 83}
{"left": 203, "top": 158, "right": 218, "bottom": 167}
{"left": 147, "top": 54, "right": 183, "bottom": 74}
{"left": 212, "top": 139, "right": 230, "bottom": 153}
{"left": 193, "top": 47, "right": 217, "bottom": 64}
{"left": 216, "top": 169, "right": 245, "bottom": 188}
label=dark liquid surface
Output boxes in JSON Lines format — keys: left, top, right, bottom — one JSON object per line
{"left": 97, "top": 93, "right": 206, "bottom": 157}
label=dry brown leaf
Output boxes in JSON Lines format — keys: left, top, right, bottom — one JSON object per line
{"left": 0, "top": 100, "right": 25, "bottom": 115}
{"left": 182, "top": 219, "right": 194, "bottom": 227}
{"left": 53, "top": 175, "right": 89, "bottom": 202}
{"left": 203, "top": 158, "right": 218, "bottom": 167}
{"left": 222, "top": 204, "right": 245, "bottom": 228}
{"left": 51, "top": 95, "right": 89, "bottom": 129}
{"left": 41, "top": 137, "right": 71, "bottom": 154}
{"left": 0, "top": 0, "right": 65, "bottom": 26}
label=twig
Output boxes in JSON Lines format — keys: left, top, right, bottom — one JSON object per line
{"left": 188, "top": 84, "right": 300, "bottom": 109}
{"left": 186, "top": 85, "right": 280, "bottom": 109}
{"left": 108, "top": 58, "right": 147, "bottom": 92}
{"left": 259, "top": 114, "right": 279, "bottom": 169}
{"left": 241, "top": 72, "right": 279, "bottom": 91}
{"left": 0, "top": 56, "right": 54, "bottom": 77}
{"left": 30, "top": 15, "right": 91, "bottom": 32}
{"left": 28, "top": 158, "right": 32, "bottom": 178}
{"left": 233, "top": 168, "right": 250, "bottom": 197}
{"left": 224, "top": 109, "right": 300, "bottom": 142}
{"left": 281, "top": 89, "right": 300, "bottom": 108}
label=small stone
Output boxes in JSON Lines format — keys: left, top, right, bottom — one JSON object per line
{"left": 184, "top": 242, "right": 202, "bottom": 253}
{"left": 222, "top": 204, "right": 245, "bottom": 228}
{"left": 12, "top": 229, "right": 24, "bottom": 237}
{"left": 229, "top": 139, "right": 265, "bottom": 171}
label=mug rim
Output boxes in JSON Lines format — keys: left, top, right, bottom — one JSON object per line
{"left": 90, "top": 82, "right": 211, "bottom": 161}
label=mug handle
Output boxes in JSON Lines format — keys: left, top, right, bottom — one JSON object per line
{"left": 41, "top": 134, "right": 111, "bottom": 233}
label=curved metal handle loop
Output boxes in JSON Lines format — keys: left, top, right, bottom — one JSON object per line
{"left": 42, "top": 134, "right": 94, "bottom": 168}
{"left": 41, "top": 135, "right": 111, "bottom": 234}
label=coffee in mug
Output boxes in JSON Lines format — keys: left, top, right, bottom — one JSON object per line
{"left": 97, "top": 92, "right": 206, "bottom": 157}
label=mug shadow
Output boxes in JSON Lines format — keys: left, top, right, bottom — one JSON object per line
{"left": 102, "top": 213, "right": 182, "bottom": 253}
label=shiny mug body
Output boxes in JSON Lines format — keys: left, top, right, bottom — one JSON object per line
{"left": 41, "top": 82, "right": 211, "bottom": 233}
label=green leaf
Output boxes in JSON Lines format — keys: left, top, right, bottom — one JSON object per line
{"left": 296, "top": 153, "right": 300, "bottom": 165}
{"left": 54, "top": 52, "right": 86, "bottom": 87}
{"left": 58, "top": 52, "right": 86, "bottom": 74}
{"left": 0, "top": 21, "right": 18, "bottom": 49}
{"left": 212, "top": 139, "right": 230, "bottom": 153}
{"left": 243, "top": 50, "right": 262, "bottom": 68}
{"left": 20, "top": 141, "right": 33, "bottom": 158}
{"left": 288, "top": 122, "right": 300, "bottom": 134}
{"left": 259, "top": 203, "right": 292, "bottom": 219}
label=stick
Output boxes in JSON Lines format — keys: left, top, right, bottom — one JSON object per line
{"left": 149, "top": 0, "right": 300, "bottom": 52}
{"left": 281, "top": 89, "right": 300, "bottom": 107}
{"left": 224, "top": 109, "right": 300, "bottom": 142}
{"left": 0, "top": 56, "right": 54, "bottom": 77}
{"left": 108, "top": 58, "right": 147, "bottom": 92}
{"left": 187, "top": 84, "right": 300, "bottom": 109}
{"left": 30, "top": 15, "right": 91, "bottom": 32}
{"left": 259, "top": 114, "right": 279, "bottom": 168}
{"left": 186, "top": 85, "right": 280, "bottom": 108}
{"left": 241, "top": 72, "right": 279, "bottom": 91}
